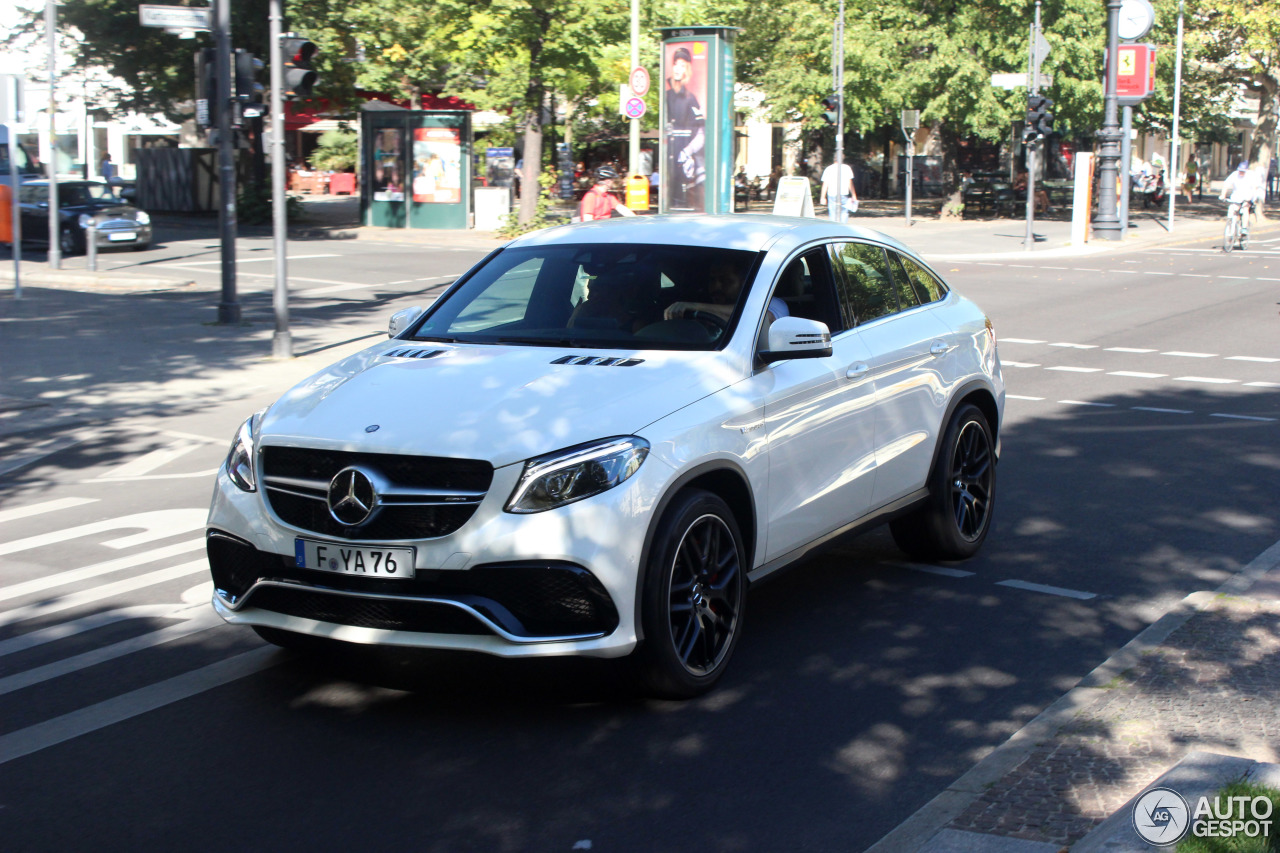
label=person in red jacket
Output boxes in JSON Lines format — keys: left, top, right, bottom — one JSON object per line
{"left": 579, "top": 166, "right": 635, "bottom": 221}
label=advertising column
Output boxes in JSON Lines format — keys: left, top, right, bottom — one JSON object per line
{"left": 659, "top": 27, "right": 737, "bottom": 214}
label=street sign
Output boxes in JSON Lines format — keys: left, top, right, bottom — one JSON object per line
{"left": 138, "top": 5, "right": 211, "bottom": 31}
{"left": 1033, "top": 32, "right": 1052, "bottom": 67}
{"left": 624, "top": 97, "right": 646, "bottom": 119}
{"left": 1112, "top": 43, "right": 1156, "bottom": 105}
{"left": 630, "top": 66, "right": 650, "bottom": 98}
{"left": 991, "top": 72, "right": 1053, "bottom": 90}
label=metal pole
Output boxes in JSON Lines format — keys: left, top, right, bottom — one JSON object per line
{"left": 905, "top": 135, "right": 913, "bottom": 226}
{"left": 1119, "top": 106, "right": 1132, "bottom": 239}
{"left": 214, "top": 0, "right": 240, "bottom": 324}
{"left": 1025, "top": 4, "right": 1040, "bottom": 250}
{"left": 628, "top": 0, "right": 639, "bottom": 178}
{"left": 834, "top": 0, "right": 845, "bottom": 223}
{"left": 269, "top": 0, "right": 291, "bottom": 358}
{"left": 45, "top": 0, "right": 60, "bottom": 270}
{"left": 86, "top": 221, "right": 97, "bottom": 271}
{"left": 1093, "top": 0, "right": 1123, "bottom": 240}
{"left": 1168, "top": 0, "right": 1184, "bottom": 230}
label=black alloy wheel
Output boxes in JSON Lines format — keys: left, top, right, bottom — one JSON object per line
{"left": 59, "top": 228, "right": 81, "bottom": 256}
{"left": 890, "top": 403, "right": 996, "bottom": 561}
{"left": 636, "top": 489, "right": 746, "bottom": 698}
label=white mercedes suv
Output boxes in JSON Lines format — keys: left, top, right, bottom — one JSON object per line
{"left": 207, "top": 214, "right": 1004, "bottom": 697}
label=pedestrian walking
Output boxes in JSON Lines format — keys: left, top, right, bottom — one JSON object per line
{"left": 99, "top": 152, "right": 117, "bottom": 195}
{"left": 1183, "top": 158, "right": 1198, "bottom": 203}
{"left": 819, "top": 158, "right": 857, "bottom": 222}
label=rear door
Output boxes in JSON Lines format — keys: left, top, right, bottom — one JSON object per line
{"left": 829, "top": 241, "right": 954, "bottom": 508}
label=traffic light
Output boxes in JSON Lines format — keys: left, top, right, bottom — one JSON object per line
{"left": 1025, "top": 96, "right": 1055, "bottom": 141}
{"left": 1036, "top": 97, "right": 1055, "bottom": 137}
{"left": 234, "top": 49, "right": 266, "bottom": 120}
{"left": 821, "top": 94, "right": 840, "bottom": 126}
{"left": 279, "top": 35, "right": 318, "bottom": 100}
{"left": 194, "top": 48, "right": 215, "bottom": 127}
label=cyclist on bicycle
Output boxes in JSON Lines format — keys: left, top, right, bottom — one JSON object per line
{"left": 1220, "top": 161, "right": 1263, "bottom": 234}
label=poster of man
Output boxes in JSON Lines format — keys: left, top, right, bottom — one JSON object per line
{"left": 663, "top": 42, "right": 707, "bottom": 212}
{"left": 412, "top": 128, "right": 462, "bottom": 204}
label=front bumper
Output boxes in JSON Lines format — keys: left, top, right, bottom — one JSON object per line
{"left": 91, "top": 221, "right": 151, "bottom": 248}
{"left": 205, "top": 451, "right": 673, "bottom": 659}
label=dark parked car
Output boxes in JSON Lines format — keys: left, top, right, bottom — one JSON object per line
{"left": 18, "top": 180, "right": 152, "bottom": 254}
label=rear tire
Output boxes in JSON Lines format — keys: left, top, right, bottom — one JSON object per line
{"left": 890, "top": 403, "right": 996, "bottom": 561}
{"left": 633, "top": 489, "right": 746, "bottom": 699}
{"left": 1223, "top": 216, "right": 1238, "bottom": 253}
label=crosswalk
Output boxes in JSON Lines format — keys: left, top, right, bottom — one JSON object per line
{"left": 0, "top": 496, "right": 282, "bottom": 766}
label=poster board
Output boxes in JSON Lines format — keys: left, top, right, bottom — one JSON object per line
{"left": 772, "top": 177, "right": 815, "bottom": 217}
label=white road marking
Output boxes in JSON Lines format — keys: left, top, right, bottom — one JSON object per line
{"left": 1178, "top": 274, "right": 1211, "bottom": 278}
{"left": 99, "top": 443, "right": 200, "bottom": 480}
{"left": 0, "top": 560, "right": 208, "bottom": 627}
{"left": 1050, "top": 343, "right": 1097, "bottom": 349}
{"left": 1163, "top": 351, "right": 1216, "bottom": 358}
{"left": 1174, "top": 376, "right": 1238, "bottom": 385}
{"left": 1143, "top": 272, "right": 1174, "bottom": 276}
{"left": 1047, "top": 366, "right": 1103, "bottom": 373}
{"left": 0, "top": 604, "right": 187, "bottom": 656}
{"left": 1072, "top": 268, "right": 1102, "bottom": 272}
{"left": 1109, "top": 371, "right": 1167, "bottom": 378}
{"left": 1059, "top": 400, "right": 1115, "bottom": 407}
{"left": 1132, "top": 406, "right": 1193, "bottom": 414}
{"left": 1007, "top": 394, "right": 1045, "bottom": 401}
{"left": 1211, "top": 413, "right": 1276, "bottom": 423}
{"left": 1217, "top": 276, "right": 1249, "bottom": 280}
{"left": 1246, "top": 381, "right": 1280, "bottom": 388}
{"left": 0, "top": 539, "right": 204, "bottom": 602}
{"left": 1042, "top": 266, "right": 1068, "bottom": 270}
{"left": 996, "top": 580, "right": 1097, "bottom": 600}
{"left": 0, "top": 646, "right": 284, "bottom": 766}
{"left": 0, "top": 608, "right": 222, "bottom": 696}
{"left": 1106, "top": 347, "right": 1157, "bottom": 353}
{"left": 0, "top": 433, "right": 93, "bottom": 477}
{"left": 905, "top": 565, "right": 976, "bottom": 578}
{"left": 1002, "top": 361, "right": 1040, "bottom": 368}
{"left": 1228, "top": 356, "right": 1280, "bottom": 363}
{"left": 77, "top": 470, "right": 220, "bottom": 484}
{"left": 159, "top": 253, "right": 340, "bottom": 266}
{"left": 0, "top": 509, "right": 206, "bottom": 556}
{"left": 999, "top": 338, "right": 1046, "bottom": 344}
{"left": 0, "top": 498, "right": 98, "bottom": 525}
{"left": 156, "top": 429, "right": 227, "bottom": 445}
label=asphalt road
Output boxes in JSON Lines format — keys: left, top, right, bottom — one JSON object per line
{"left": 1, "top": 228, "right": 1278, "bottom": 852}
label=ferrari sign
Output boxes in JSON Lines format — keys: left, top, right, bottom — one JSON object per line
{"left": 1113, "top": 43, "right": 1156, "bottom": 106}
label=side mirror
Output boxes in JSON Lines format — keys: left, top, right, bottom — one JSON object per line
{"left": 758, "top": 316, "right": 833, "bottom": 363}
{"left": 387, "top": 306, "right": 424, "bottom": 338}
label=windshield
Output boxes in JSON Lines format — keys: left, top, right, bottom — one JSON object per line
{"left": 411, "top": 243, "right": 762, "bottom": 350}
{"left": 60, "top": 184, "right": 118, "bottom": 205}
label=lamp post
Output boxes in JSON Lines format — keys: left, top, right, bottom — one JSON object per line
{"left": 1092, "top": 0, "right": 1124, "bottom": 240}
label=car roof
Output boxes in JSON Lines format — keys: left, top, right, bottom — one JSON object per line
{"left": 21, "top": 180, "right": 108, "bottom": 187}
{"left": 510, "top": 213, "right": 917, "bottom": 257}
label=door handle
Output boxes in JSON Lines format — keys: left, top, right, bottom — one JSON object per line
{"left": 929, "top": 340, "right": 954, "bottom": 356}
{"left": 846, "top": 362, "right": 869, "bottom": 380}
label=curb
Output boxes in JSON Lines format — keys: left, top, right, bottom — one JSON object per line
{"left": 867, "top": 538, "right": 1280, "bottom": 853}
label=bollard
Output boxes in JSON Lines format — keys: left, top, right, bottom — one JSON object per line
{"left": 86, "top": 222, "right": 97, "bottom": 271}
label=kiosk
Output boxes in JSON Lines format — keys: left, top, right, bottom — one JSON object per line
{"left": 362, "top": 110, "right": 472, "bottom": 230}
{"left": 658, "top": 27, "right": 737, "bottom": 215}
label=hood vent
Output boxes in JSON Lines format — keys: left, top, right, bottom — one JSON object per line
{"left": 551, "top": 355, "right": 645, "bottom": 367}
{"left": 386, "top": 348, "right": 446, "bottom": 360}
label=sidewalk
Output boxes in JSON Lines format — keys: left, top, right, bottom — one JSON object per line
{"left": 872, "top": 541, "right": 1280, "bottom": 852}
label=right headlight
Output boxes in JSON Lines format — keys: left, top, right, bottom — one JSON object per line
{"left": 506, "top": 437, "right": 649, "bottom": 513}
{"left": 224, "top": 410, "right": 265, "bottom": 492}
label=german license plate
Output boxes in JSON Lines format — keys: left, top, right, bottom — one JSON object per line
{"left": 106, "top": 231, "right": 137, "bottom": 242}
{"left": 294, "top": 538, "right": 415, "bottom": 579}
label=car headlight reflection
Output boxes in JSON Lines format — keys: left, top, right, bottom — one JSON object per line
{"left": 506, "top": 437, "right": 649, "bottom": 513}
{"left": 135, "top": 211, "right": 150, "bottom": 225}
{"left": 78, "top": 214, "right": 93, "bottom": 229}
{"left": 224, "top": 411, "right": 265, "bottom": 492}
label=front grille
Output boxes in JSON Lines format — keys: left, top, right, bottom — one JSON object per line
{"left": 206, "top": 531, "right": 618, "bottom": 638}
{"left": 245, "top": 585, "right": 490, "bottom": 634}
{"left": 260, "top": 447, "right": 493, "bottom": 541}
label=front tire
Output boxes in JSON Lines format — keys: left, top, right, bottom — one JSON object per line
{"left": 1223, "top": 216, "right": 1238, "bottom": 253}
{"left": 634, "top": 490, "right": 746, "bottom": 699}
{"left": 891, "top": 403, "right": 996, "bottom": 561}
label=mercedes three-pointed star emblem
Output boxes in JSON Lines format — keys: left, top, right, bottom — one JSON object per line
{"left": 327, "top": 466, "right": 377, "bottom": 526}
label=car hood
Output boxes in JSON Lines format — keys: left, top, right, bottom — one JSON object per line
{"left": 259, "top": 342, "right": 742, "bottom": 468}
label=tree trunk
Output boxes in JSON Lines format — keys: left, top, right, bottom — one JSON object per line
{"left": 518, "top": 85, "right": 545, "bottom": 225}
{"left": 1248, "top": 75, "right": 1277, "bottom": 223}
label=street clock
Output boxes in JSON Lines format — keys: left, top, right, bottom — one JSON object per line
{"left": 1118, "top": 0, "right": 1156, "bottom": 41}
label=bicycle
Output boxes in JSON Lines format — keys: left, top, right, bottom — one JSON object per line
{"left": 1222, "top": 200, "right": 1252, "bottom": 253}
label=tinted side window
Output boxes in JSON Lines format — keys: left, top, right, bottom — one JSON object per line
{"left": 830, "top": 241, "right": 897, "bottom": 326}
{"left": 773, "top": 247, "right": 845, "bottom": 334}
{"left": 894, "top": 253, "right": 949, "bottom": 304}
{"left": 886, "top": 254, "right": 922, "bottom": 311}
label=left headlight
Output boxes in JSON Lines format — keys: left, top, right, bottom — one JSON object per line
{"left": 224, "top": 411, "right": 265, "bottom": 492}
{"left": 506, "top": 437, "right": 649, "bottom": 514}
{"left": 134, "top": 211, "right": 150, "bottom": 225}
{"left": 78, "top": 214, "right": 93, "bottom": 229}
